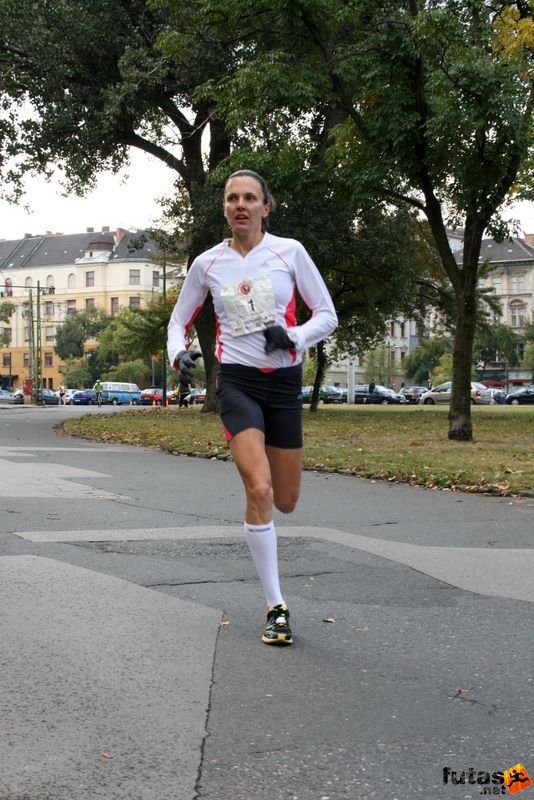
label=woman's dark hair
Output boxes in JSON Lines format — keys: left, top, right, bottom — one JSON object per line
{"left": 224, "top": 170, "right": 276, "bottom": 230}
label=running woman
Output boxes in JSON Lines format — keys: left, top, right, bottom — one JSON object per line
{"left": 167, "top": 170, "right": 338, "bottom": 645}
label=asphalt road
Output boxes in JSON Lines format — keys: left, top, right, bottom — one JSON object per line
{"left": 1, "top": 403, "right": 533, "bottom": 800}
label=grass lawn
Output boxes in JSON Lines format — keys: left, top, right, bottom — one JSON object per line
{"left": 63, "top": 403, "right": 534, "bottom": 496}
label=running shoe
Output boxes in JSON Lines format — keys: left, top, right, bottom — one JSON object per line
{"left": 261, "top": 603, "right": 293, "bottom": 646}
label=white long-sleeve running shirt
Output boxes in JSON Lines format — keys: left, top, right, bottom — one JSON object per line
{"left": 167, "top": 232, "right": 338, "bottom": 369}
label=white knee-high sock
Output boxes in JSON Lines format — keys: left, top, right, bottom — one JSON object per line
{"left": 244, "top": 520, "right": 285, "bottom": 608}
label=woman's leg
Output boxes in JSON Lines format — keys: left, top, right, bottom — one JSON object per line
{"left": 266, "top": 445, "right": 302, "bottom": 514}
{"left": 230, "top": 428, "right": 285, "bottom": 609}
{"left": 229, "top": 428, "right": 273, "bottom": 524}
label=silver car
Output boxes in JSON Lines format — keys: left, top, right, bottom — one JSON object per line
{"left": 419, "top": 381, "right": 492, "bottom": 405}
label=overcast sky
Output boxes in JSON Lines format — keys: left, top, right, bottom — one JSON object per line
{"left": 0, "top": 149, "right": 532, "bottom": 240}
{"left": 0, "top": 151, "right": 176, "bottom": 240}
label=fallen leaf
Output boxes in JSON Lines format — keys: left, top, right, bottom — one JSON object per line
{"left": 219, "top": 620, "right": 230, "bottom": 627}
{"left": 323, "top": 617, "right": 335, "bottom": 623}
{"left": 100, "top": 753, "right": 113, "bottom": 759}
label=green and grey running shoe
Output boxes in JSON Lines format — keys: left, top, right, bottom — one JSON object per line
{"left": 261, "top": 603, "right": 293, "bottom": 646}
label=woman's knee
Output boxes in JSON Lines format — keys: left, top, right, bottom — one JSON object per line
{"left": 246, "top": 479, "right": 273, "bottom": 512}
{"left": 273, "top": 489, "right": 299, "bottom": 514}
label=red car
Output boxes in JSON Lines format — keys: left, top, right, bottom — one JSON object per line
{"left": 140, "top": 387, "right": 176, "bottom": 406}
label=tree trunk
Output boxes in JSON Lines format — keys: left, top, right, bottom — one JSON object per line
{"left": 308, "top": 340, "right": 327, "bottom": 413}
{"left": 181, "top": 118, "right": 230, "bottom": 413}
{"left": 448, "top": 281, "right": 477, "bottom": 441}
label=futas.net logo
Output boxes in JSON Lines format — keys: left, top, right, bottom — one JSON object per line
{"left": 443, "top": 764, "right": 532, "bottom": 795}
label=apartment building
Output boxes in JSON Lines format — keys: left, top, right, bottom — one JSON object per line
{"left": 478, "top": 233, "right": 534, "bottom": 358}
{"left": 326, "top": 232, "right": 534, "bottom": 389}
{"left": 0, "top": 227, "right": 176, "bottom": 392}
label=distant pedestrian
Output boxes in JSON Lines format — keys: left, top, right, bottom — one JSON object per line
{"left": 59, "top": 385, "right": 66, "bottom": 405}
{"left": 368, "top": 377, "right": 376, "bottom": 397}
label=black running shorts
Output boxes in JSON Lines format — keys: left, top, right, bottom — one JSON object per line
{"left": 216, "top": 363, "right": 303, "bottom": 448}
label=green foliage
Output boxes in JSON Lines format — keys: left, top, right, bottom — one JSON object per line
{"left": 103, "top": 360, "right": 151, "bottom": 385}
{"left": 0, "top": 301, "right": 15, "bottom": 323}
{"left": 432, "top": 354, "right": 454, "bottom": 387}
{"left": 63, "top": 357, "right": 93, "bottom": 389}
{"left": 402, "top": 336, "right": 453, "bottom": 385}
{"left": 521, "top": 341, "right": 534, "bottom": 375}
{"left": 54, "top": 308, "right": 110, "bottom": 360}
{"left": 473, "top": 323, "right": 521, "bottom": 368}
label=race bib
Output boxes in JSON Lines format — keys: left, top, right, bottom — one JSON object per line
{"left": 220, "top": 273, "right": 278, "bottom": 336}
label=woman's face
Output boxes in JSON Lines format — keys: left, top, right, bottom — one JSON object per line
{"left": 224, "top": 175, "right": 270, "bottom": 237}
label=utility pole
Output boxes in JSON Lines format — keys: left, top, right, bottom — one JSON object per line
{"left": 35, "top": 281, "right": 43, "bottom": 402}
{"left": 161, "top": 252, "right": 167, "bottom": 403}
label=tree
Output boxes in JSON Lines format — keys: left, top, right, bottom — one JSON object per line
{"left": 473, "top": 322, "right": 521, "bottom": 371}
{"left": 63, "top": 357, "right": 93, "bottom": 389}
{"left": 54, "top": 308, "right": 109, "bottom": 361}
{"left": 0, "top": 301, "right": 15, "bottom": 346}
{"left": 402, "top": 336, "right": 453, "bottom": 386}
{"left": 521, "top": 341, "right": 534, "bottom": 376}
{"left": 103, "top": 360, "right": 150, "bottom": 385}
{"left": 199, "top": 0, "right": 534, "bottom": 440}
{"left": 0, "top": 0, "right": 235, "bottom": 410}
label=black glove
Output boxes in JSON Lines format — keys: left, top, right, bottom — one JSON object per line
{"left": 263, "top": 325, "right": 296, "bottom": 354}
{"left": 175, "top": 350, "right": 202, "bottom": 387}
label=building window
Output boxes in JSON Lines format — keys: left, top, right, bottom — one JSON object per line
{"left": 510, "top": 274, "right": 525, "bottom": 293}
{"left": 46, "top": 275, "right": 55, "bottom": 293}
{"left": 152, "top": 270, "right": 160, "bottom": 288}
{"left": 111, "top": 297, "right": 119, "bottom": 316}
{"left": 23, "top": 352, "right": 30, "bottom": 367}
{"left": 2, "top": 353, "right": 11, "bottom": 368}
{"left": 3, "top": 279, "right": 13, "bottom": 297}
{"left": 129, "top": 269, "right": 141, "bottom": 286}
{"left": 400, "top": 322, "right": 405, "bottom": 338}
{"left": 44, "top": 352, "right": 53, "bottom": 367}
{"left": 492, "top": 275, "right": 502, "bottom": 294}
{"left": 68, "top": 273, "right": 76, "bottom": 289}
{"left": 67, "top": 300, "right": 76, "bottom": 317}
{"left": 510, "top": 302, "right": 526, "bottom": 328}
{"left": 45, "top": 301, "right": 54, "bottom": 317}
{"left": 2, "top": 329, "right": 12, "bottom": 345}
{"left": 129, "top": 296, "right": 141, "bottom": 308}
{"left": 86, "top": 298, "right": 95, "bottom": 309}
{"left": 24, "top": 326, "right": 29, "bottom": 342}
{"left": 25, "top": 277, "right": 33, "bottom": 288}
{"left": 86, "top": 271, "right": 95, "bottom": 287}
{"left": 45, "top": 326, "right": 55, "bottom": 342}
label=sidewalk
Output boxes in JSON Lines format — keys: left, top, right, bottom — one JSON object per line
{"left": 1, "top": 556, "right": 221, "bottom": 800}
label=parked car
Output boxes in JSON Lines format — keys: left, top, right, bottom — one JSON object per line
{"left": 69, "top": 389, "right": 96, "bottom": 405}
{"left": 487, "top": 387, "right": 507, "bottom": 405}
{"left": 41, "top": 388, "right": 60, "bottom": 405}
{"left": 368, "top": 385, "right": 407, "bottom": 405}
{"left": 301, "top": 385, "right": 345, "bottom": 404}
{"left": 399, "top": 385, "right": 428, "bottom": 404}
{"left": 185, "top": 388, "right": 206, "bottom": 405}
{"left": 505, "top": 385, "right": 534, "bottom": 405}
{"left": 0, "top": 388, "right": 23, "bottom": 404}
{"left": 62, "top": 389, "right": 76, "bottom": 404}
{"left": 419, "top": 381, "right": 492, "bottom": 405}
{"left": 353, "top": 385, "right": 372, "bottom": 404}
{"left": 140, "top": 387, "right": 176, "bottom": 406}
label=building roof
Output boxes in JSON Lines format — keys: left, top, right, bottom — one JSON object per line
{"left": 0, "top": 228, "right": 161, "bottom": 271}
{"left": 453, "top": 235, "right": 534, "bottom": 265}
{"left": 479, "top": 236, "right": 534, "bottom": 263}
